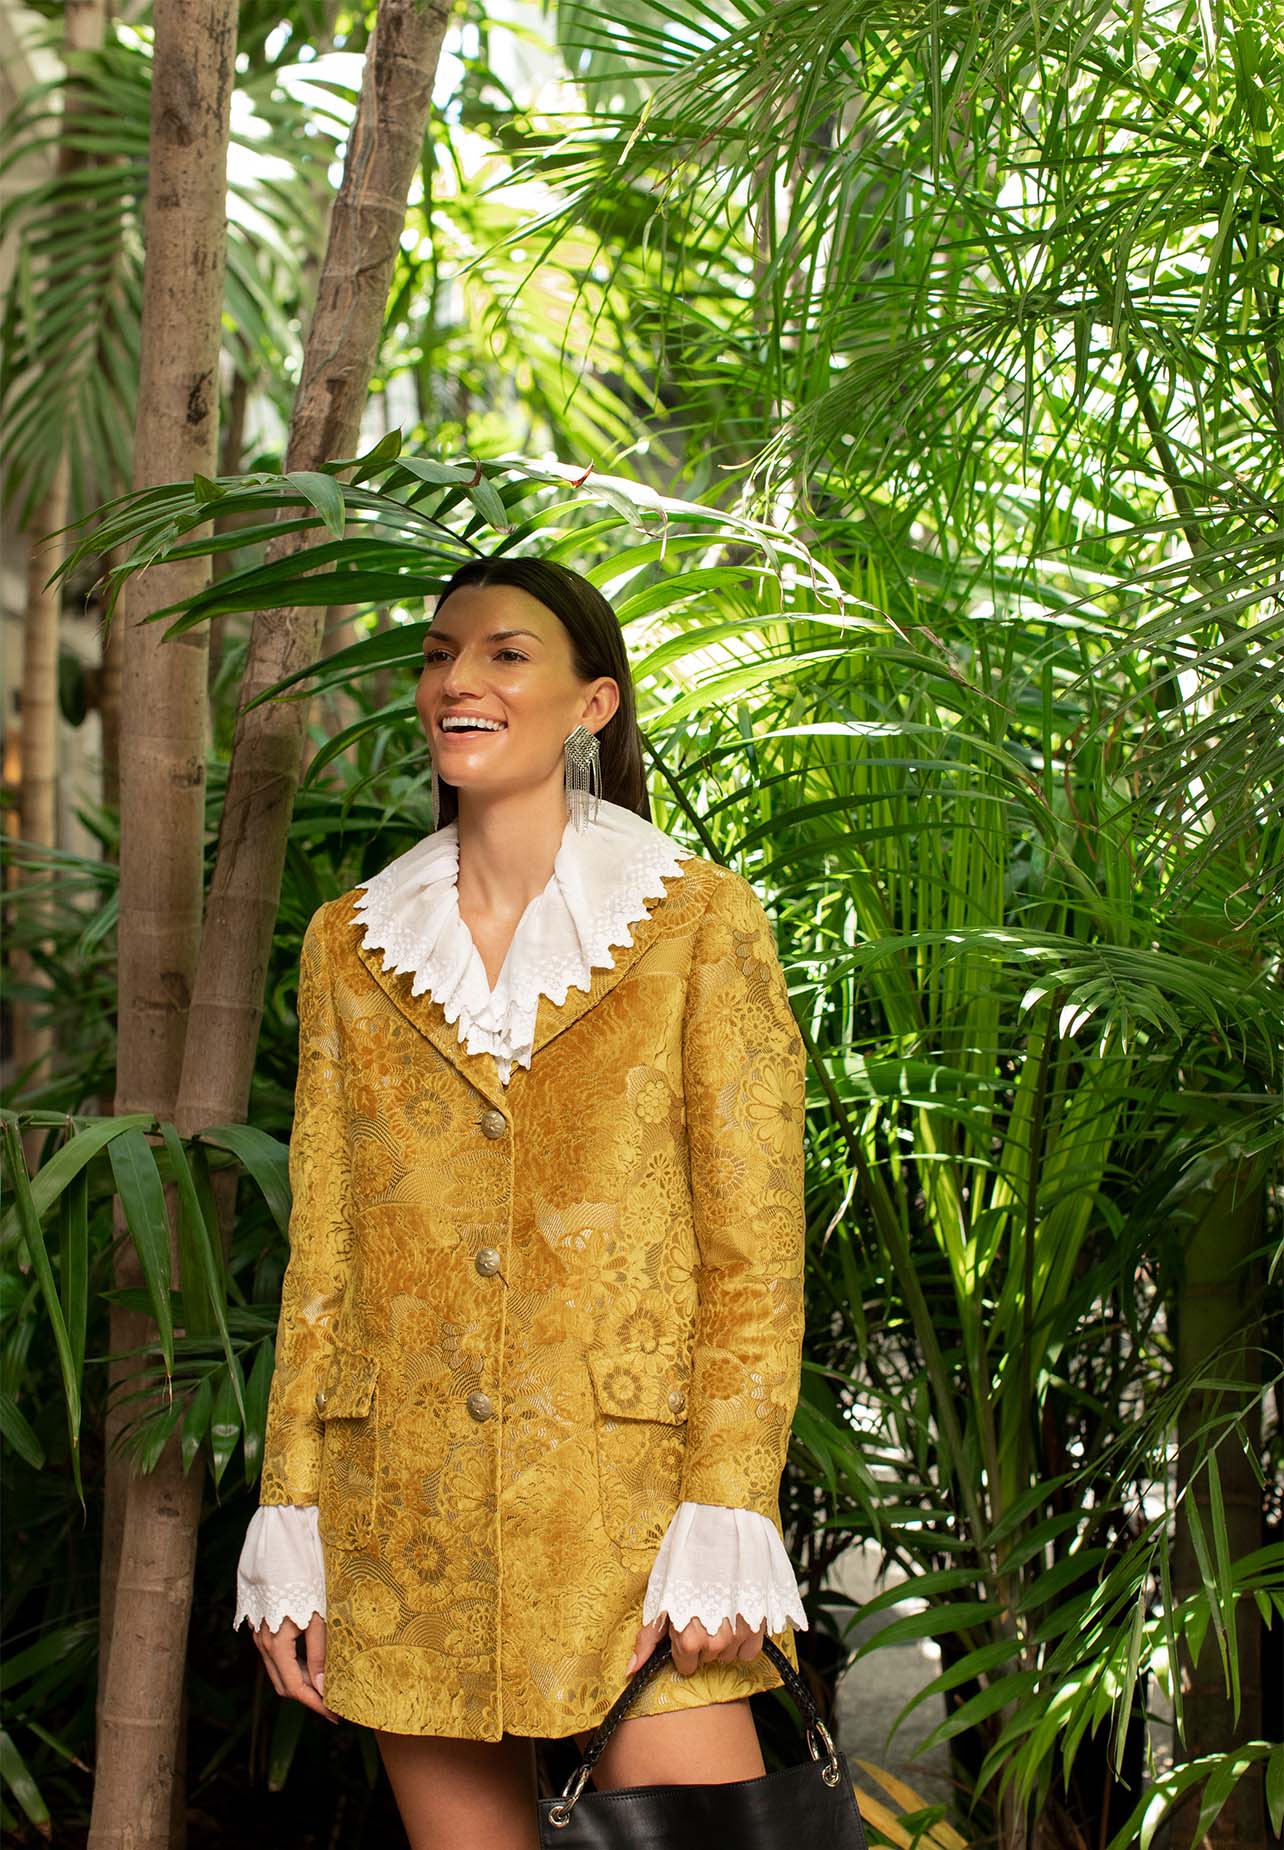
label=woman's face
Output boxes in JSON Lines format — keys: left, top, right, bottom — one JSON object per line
{"left": 416, "top": 582, "right": 619, "bottom": 811}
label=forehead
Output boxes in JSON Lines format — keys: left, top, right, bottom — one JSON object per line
{"left": 429, "top": 581, "right": 561, "bottom": 641}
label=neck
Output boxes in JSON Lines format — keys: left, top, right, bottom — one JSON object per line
{"left": 452, "top": 784, "right": 581, "bottom": 919}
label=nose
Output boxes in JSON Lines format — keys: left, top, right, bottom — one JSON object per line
{"left": 440, "top": 651, "right": 481, "bottom": 697}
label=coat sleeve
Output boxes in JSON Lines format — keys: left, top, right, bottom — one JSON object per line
{"left": 677, "top": 867, "right": 807, "bottom": 1522}
{"left": 258, "top": 901, "right": 353, "bottom": 1508}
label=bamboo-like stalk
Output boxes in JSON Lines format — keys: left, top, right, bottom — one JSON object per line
{"left": 1170, "top": 1160, "right": 1267, "bottom": 1850}
{"left": 87, "top": 0, "right": 236, "bottom": 1836}
{"left": 12, "top": 454, "right": 67, "bottom": 1141}
{"left": 173, "top": 0, "right": 451, "bottom": 1139}
{"left": 301, "top": 595, "right": 365, "bottom": 777}
{"left": 92, "top": 2, "right": 451, "bottom": 1839}
{"left": 11, "top": 0, "right": 110, "bottom": 1136}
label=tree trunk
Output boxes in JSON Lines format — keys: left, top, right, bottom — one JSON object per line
{"left": 88, "top": 0, "right": 236, "bottom": 1839}
{"left": 371, "top": 602, "right": 396, "bottom": 712}
{"left": 97, "top": 552, "right": 123, "bottom": 815}
{"left": 175, "top": 0, "right": 450, "bottom": 1136}
{"left": 208, "top": 361, "right": 252, "bottom": 693}
{"left": 11, "top": 0, "right": 109, "bottom": 1138}
{"left": 300, "top": 598, "right": 364, "bottom": 777}
{"left": 12, "top": 454, "right": 67, "bottom": 1148}
{"left": 93, "top": 2, "right": 450, "bottom": 1839}
{"left": 1170, "top": 1158, "right": 1267, "bottom": 1849}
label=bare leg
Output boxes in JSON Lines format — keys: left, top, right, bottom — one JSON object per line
{"left": 571, "top": 1697, "right": 765, "bottom": 1791}
{"left": 376, "top": 1729, "right": 539, "bottom": 1850}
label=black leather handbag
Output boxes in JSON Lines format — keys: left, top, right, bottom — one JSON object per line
{"left": 538, "top": 1635, "right": 868, "bottom": 1848}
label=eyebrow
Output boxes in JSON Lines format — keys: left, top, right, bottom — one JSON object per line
{"left": 424, "top": 627, "right": 543, "bottom": 646}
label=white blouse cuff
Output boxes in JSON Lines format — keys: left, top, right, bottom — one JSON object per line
{"left": 233, "top": 1503, "right": 327, "bottom": 1634}
{"left": 233, "top": 1498, "right": 808, "bottom": 1639}
{"left": 642, "top": 1501, "right": 808, "bottom": 1634}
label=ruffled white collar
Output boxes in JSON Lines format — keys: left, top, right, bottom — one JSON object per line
{"left": 351, "top": 797, "right": 695, "bottom": 1083}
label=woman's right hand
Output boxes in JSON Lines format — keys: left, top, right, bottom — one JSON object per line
{"left": 253, "top": 1611, "right": 339, "bottom": 1723}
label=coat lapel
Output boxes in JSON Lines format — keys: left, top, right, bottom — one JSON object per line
{"left": 339, "top": 886, "right": 676, "bottom": 1106}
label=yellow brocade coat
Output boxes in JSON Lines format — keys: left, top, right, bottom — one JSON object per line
{"left": 257, "top": 849, "right": 808, "bottom": 1740}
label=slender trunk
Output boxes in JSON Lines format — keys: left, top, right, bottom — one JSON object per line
{"left": 18, "top": 465, "right": 63, "bottom": 895}
{"left": 12, "top": 456, "right": 68, "bottom": 1151}
{"left": 371, "top": 603, "right": 396, "bottom": 712}
{"left": 97, "top": 554, "right": 123, "bottom": 815}
{"left": 208, "top": 362, "right": 252, "bottom": 692}
{"left": 175, "top": 0, "right": 449, "bottom": 1138}
{"left": 1170, "top": 1158, "right": 1267, "bottom": 1850}
{"left": 323, "top": 600, "right": 363, "bottom": 664}
{"left": 12, "top": 0, "right": 108, "bottom": 1137}
{"left": 95, "top": 4, "right": 450, "bottom": 1840}
{"left": 88, "top": 0, "right": 236, "bottom": 1839}
{"left": 65, "top": 0, "right": 107, "bottom": 43}
{"left": 300, "top": 598, "right": 363, "bottom": 777}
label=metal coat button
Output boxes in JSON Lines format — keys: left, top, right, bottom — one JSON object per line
{"left": 314, "top": 1389, "right": 327, "bottom": 1413}
{"left": 667, "top": 1389, "right": 685, "bottom": 1413}
{"left": 475, "top": 1247, "right": 501, "bottom": 1276}
{"left": 467, "top": 1389, "right": 494, "bottom": 1421}
{"left": 479, "top": 1108, "right": 508, "bottom": 1139}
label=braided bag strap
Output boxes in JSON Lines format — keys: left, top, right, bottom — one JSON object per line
{"left": 572, "top": 1635, "right": 828, "bottom": 1781}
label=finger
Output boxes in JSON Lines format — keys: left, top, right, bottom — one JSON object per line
{"left": 701, "top": 1617, "right": 752, "bottom": 1670}
{"left": 255, "top": 1641, "right": 286, "bottom": 1698}
{"left": 726, "top": 1614, "right": 760, "bottom": 1655}
{"left": 671, "top": 1618, "right": 719, "bottom": 1677}
{"left": 735, "top": 1619, "right": 766, "bottom": 1661}
{"left": 625, "top": 1612, "right": 667, "bottom": 1675}
{"left": 304, "top": 1613, "right": 327, "bottom": 1694}
{"left": 265, "top": 1620, "right": 303, "bottom": 1697}
{"left": 254, "top": 1624, "right": 288, "bottom": 1698}
{"left": 300, "top": 1614, "right": 341, "bottom": 1722}
{"left": 278, "top": 1628, "right": 341, "bottom": 1724}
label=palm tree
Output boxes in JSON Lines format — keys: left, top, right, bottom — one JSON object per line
{"left": 518, "top": 2, "right": 1284, "bottom": 1842}
{"left": 3, "top": 2, "right": 1280, "bottom": 1844}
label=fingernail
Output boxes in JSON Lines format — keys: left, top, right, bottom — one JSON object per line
{"left": 315, "top": 1674, "right": 324, "bottom": 1694}
{"left": 625, "top": 1654, "right": 637, "bottom": 1672}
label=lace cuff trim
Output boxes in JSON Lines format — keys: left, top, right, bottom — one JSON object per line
{"left": 642, "top": 1502, "right": 808, "bottom": 1634}
{"left": 233, "top": 1503, "right": 326, "bottom": 1634}
{"left": 233, "top": 1500, "right": 807, "bottom": 1638}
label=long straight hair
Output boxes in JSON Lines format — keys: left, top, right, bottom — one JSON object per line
{"left": 427, "top": 556, "right": 650, "bottom": 825}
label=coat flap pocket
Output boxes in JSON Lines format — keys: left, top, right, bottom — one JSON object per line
{"left": 587, "top": 1350, "right": 689, "bottom": 1424}
{"left": 315, "top": 1349, "right": 377, "bottom": 1420}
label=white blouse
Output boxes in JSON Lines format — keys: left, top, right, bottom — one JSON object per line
{"left": 234, "top": 797, "right": 808, "bottom": 1640}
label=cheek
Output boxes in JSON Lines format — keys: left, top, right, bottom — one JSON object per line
{"left": 503, "top": 685, "right": 570, "bottom": 744}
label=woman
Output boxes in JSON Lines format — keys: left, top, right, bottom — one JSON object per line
{"left": 234, "top": 555, "right": 810, "bottom": 1848}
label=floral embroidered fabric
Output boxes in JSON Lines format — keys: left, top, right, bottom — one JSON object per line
{"left": 236, "top": 797, "right": 809, "bottom": 1689}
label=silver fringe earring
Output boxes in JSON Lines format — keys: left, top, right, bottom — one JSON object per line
{"left": 563, "top": 724, "right": 602, "bottom": 832}
{"left": 430, "top": 756, "right": 442, "bottom": 831}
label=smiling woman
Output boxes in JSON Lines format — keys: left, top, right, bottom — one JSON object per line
{"left": 234, "top": 554, "right": 809, "bottom": 1850}
{"left": 415, "top": 582, "right": 615, "bottom": 852}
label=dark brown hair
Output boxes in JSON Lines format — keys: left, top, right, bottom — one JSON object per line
{"left": 428, "top": 556, "right": 649, "bottom": 825}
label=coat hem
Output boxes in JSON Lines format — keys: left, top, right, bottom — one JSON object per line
{"left": 320, "top": 1627, "right": 797, "bottom": 1741}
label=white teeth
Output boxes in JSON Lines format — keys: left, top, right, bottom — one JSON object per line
{"left": 441, "top": 718, "right": 504, "bottom": 732}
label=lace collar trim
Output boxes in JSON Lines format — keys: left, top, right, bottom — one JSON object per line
{"left": 351, "top": 797, "right": 695, "bottom": 1083}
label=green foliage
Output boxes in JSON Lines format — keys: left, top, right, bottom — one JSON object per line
{"left": 0, "top": 22, "right": 333, "bottom": 527}
{"left": 3, "top": 0, "right": 1282, "bottom": 1843}
{"left": 10, "top": 433, "right": 1283, "bottom": 1843}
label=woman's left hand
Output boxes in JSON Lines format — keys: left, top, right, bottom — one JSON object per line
{"left": 626, "top": 1608, "right": 766, "bottom": 1678}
